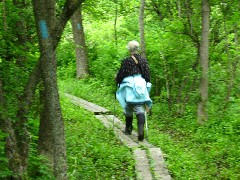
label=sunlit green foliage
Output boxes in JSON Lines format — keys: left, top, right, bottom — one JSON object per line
{"left": 55, "top": 1, "right": 240, "bottom": 177}
{"left": 1, "top": 0, "right": 240, "bottom": 178}
{"left": 59, "top": 78, "right": 240, "bottom": 179}
{"left": 60, "top": 93, "right": 135, "bottom": 179}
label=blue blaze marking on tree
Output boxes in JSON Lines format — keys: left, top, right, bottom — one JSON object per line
{"left": 39, "top": 19, "right": 49, "bottom": 39}
{"left": 77, "top": 23, "right": 81, "bottom": 30}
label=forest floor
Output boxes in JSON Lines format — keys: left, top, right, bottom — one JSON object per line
{"left": 59, "top": 79, "right": 240, "bottom": 179}
{"left": 65, "top": 93, "right": 172, "bottom": 180}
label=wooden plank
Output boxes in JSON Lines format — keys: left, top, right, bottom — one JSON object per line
{"left": 65, "top": 93, "right": 172, "bottom": 180}
{"left": 95, "top": 115, "right": 139, "bottom": 148}
{"left": 134, "top": 149, "right": 153, "bottom": 180}
{"left": 149, "top": 148, "right": 171, "bottom": 180}
{"left": 65, "top": 93, "right": 109, "bottom": 113}
{"left": 104, "top": 115, "right": 154, "bottom": 148}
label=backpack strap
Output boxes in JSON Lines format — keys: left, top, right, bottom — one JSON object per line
{"left": 131, "top": 55, "right": 138, "bottom": 64}
{"left": 131, "top": 55, "right": 144, "bottom": 76}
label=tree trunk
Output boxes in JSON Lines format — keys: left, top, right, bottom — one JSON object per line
{"left": 161, "top": 52, "right": 172, "bottom": 111}
{"left": 13, "top": 0, "right": 28, "bottom": 66}
{"left": 71, "top": 6, "right": 88, "bottom": 79}
{"left": 2, "top": 0, "right": 7, "bottom": 32}
{"left": 12, "top": 0, "right": 31, "bottom": 174}
{"left": 177, "top": 0, "right": 181, "bottom": 18}
{"left": 0, "top": 78, "right": 25, "bottom": 179}
{"left": 1, "top": 1, "right": 28, "bottom": 177}
{"left": 0, "top": 0, "right": 83, "bottom": 178}
{"left": 139, "top": 0, "right": 146, "bottom": 59}
{"left": 32, "top": 0, "right": 67, "bottom": 178}
{"left": 225, "top": 25, "right": 239, "bottom": 103}
{"left": 177, "top": 55, "right": 199, "bottom": 115}
{"left": 155, "top": 77, "right": 160, "bottom": 96}
{"left": 114, "top": 0, "right": 118, "bottom": 46}
{"left": 197, "top": 0, "right": 210, "bottom": 123}
{"left": 184, "top": 0, "right": 200, "bottom": 48}
{"left": 37, "top": 83, "right": 54, "bottom": 171}
{"left": 32, "top": 0, "right": 84, "bottom": 178}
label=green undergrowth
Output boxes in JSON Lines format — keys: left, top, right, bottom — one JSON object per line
{"left": 59, "top": 77, "right": 125, "bottom": 119}
{"left": 60, "top": 92, "right": 135, "bottom": 179}
{"left": 59, "top": 78, "right": 240, "bottom": 180}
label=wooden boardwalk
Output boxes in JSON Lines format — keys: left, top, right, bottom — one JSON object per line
{"left": 65, "top": 93, "right": 172, "bottom": 180}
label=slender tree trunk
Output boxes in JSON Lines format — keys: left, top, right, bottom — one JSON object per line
{"left": 114, "top": 0, "right": 118, "bottom": 46}
{"left": 12, "top": 0, "right": 31, "bottom": 174}
{"left": 71, "top": 6, "right": 88, "bottom": 79}
{"left": 177, "top": 0, "right": 181, "bottom": 18}
{"left": 183, "top": 76, "right": 198, "bottom": 110}
{"left": 197, "top": 0, "right": 210, "bottom": 123}
{"left": 155, "top": 77, "right": 160, "bottom": 96}
{"left": 184, "top": 0, "right": 200, "bottom": 48}
{"left": 177, "top": 55, "right": 199, "bottom": 114}
{"left": 161, "top": 52, "right": 172, "bottom": 111}
{"left": 177, "top": 77, "right": 189, "bottom": 114}
{"left": 139, "top": 0, "right": 146, "bottom": 59}
{"left": 13, "top": 0, "right": 28, "bottom": 66}
{"left": 225, "top": 25, "right": 239, "bottom": 102}
{"left": 1, "top": 2, "right": 27, "bottom": 177}
{"left": 185, "top": 0, "right": 193, "bottom": 36}
{"left": 0, "top": 79, "right": 21, "bottom": 178}
{"left": 2, "top": 0, "right": 7, "bottom": 32}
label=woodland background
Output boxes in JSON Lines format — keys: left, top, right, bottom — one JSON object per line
{"left": 0, "top": 0, "right": 239, "bottom": 179}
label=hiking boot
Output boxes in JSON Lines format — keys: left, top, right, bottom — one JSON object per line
{"left": 137, "top": 113, "right": 145, "bottom": 141}
{"left": 124, "top": 116, "right": 133, "bottom": 135}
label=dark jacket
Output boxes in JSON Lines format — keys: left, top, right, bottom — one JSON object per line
{"left": 115, "top": 54, "right": 150, "bottom": 84}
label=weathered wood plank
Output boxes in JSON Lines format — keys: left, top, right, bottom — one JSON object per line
{"left": 65, "top": 93, "right": 172, "bottom": 180}
{"left": 134, "top": 149, "right": 153, "bottom": 180}
{"left": 104, "top": 115, "right": 154, "bottom": 148}
{"left": 96, "top": 115, "right": 139, "bottom": 148}
{"left": 65, "top": 93, "right": 109, "bottom": 113}
{"left": 149, "top": 148, "right": 172, "bottom": 180}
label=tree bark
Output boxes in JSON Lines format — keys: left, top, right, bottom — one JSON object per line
{"left": 38, "top": 82, "right": 54, "bottom": 172}
{"left": 13, "top": 0, "right": 28, "bottom": 66}
{"left": 32, "top": 0, "right": 67, "bottom": 178}
{"left": 177, "top": 55, "right": 199, "bottom": 114}
{"left": 183, "top": 0, "right": 200, "bottom": 49}
{"left": 0, "top": 78, "right": 24, "bottom": 179}
{"left": 197, "top": 0, "right": 210, "bottom": 123}
{"left": 177, "top": 0, "right": 181, "bottom": 18}
{"left": 114, "top": 0, "right": 118, "bottom": 46}
{"left": 1, "top": 1, "right": 30, "bottom": 177}
{"left": 225, "top": 25, "right": 239, "bottom": 103}
{"left": 32, "top": 0, "right": 84, "bottom": 178}
{"left": 155, "top": 77, "right": 160, "bottom": 96}
{"left": 139, "top": 0, "right": 146, "bottom": 59}
{"left": 2, "top": 0, "right": 7, "bottom": 32}
{"left": 12, "top": 0, "right": 32, "bottom": 174}
{"left": 0, "top": 0, "right": 83, "bottom": 178}
{"left": 71, "top": 6, "right": 88, "bottom": 79}
{"left": 161, "top": 52, "right": 172, "bottom": 111}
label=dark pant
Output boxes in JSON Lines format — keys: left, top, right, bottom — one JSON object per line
{"left": 124, "top": 104, "right": 145, "bottom": 141}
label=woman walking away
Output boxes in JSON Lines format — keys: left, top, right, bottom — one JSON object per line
{"left": 115, "top": 40, "right": 152, "bottom": 141}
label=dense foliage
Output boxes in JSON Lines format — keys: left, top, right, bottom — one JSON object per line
{"left": 61, "top": 94, "right": 135, "bottom": 179}
{"left": 1, "top": 0, "right": 240, "bottom": 179}
{"left": 59, "top": 78, "right": 240, "bottom": 179}
{"left": 57, "top": 0, "right": 240, "bottom": 178}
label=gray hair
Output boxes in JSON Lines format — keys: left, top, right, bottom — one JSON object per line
{"left": 127, "top": 40, "right": 139, "bottom": 53}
